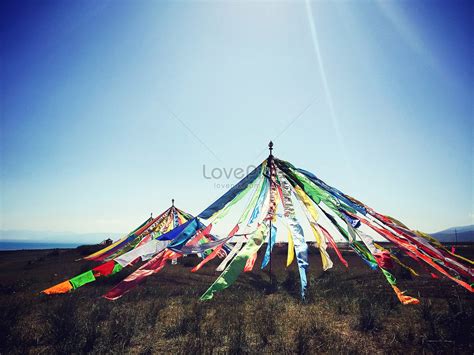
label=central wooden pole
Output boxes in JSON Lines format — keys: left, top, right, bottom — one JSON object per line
{"left": 268, "top": 141, "right": 274, "bottom": 288}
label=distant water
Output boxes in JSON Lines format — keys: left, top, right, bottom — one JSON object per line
{"left": 0, "top": 241, "right": 80, "bottom": 251}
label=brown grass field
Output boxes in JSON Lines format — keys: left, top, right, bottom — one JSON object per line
{"left": 0, "top": 245, "right": 473, "bottom": 354}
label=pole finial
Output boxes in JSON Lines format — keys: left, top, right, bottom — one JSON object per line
{"left": 172, "top": 198, "right": 175, "bottom": 207}
{"left": 268, "top": 141, "right": 273, "bottom": 157}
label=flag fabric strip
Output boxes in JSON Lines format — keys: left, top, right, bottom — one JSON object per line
{"left": 200, "top": 223, "right": 269, "bottom": 300}
{"left": 103, "top": 249, "right": 179, "bottom": 300}
{"left": 70, "top": 270, "right": 96, "bottom": 289}
{"left": 115, "top": 240, "right": 171, "bottom": 267}
{"left": 42, "top": 280, "right": 73, "bottom": 295}
{"left": 191, "top": 229, "right": 239, "bottom": 272}
{"left": 83, "top": 217, "right": 152, "bottom": 260}
{"left": 276, "top": 172, "right": 309, "bottom": 298}
{"left": 217, "top": 241, "right": 244, "bottom": 272}
{"left": 292, "top": 184, "right": 333, "bottom": 271}
{"left": 261, "top": 224, "right": 277, "bottom": 269}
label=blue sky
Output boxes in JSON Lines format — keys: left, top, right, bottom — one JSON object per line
{"left": 1, "top": 0, "right": 472, "bottom": 241}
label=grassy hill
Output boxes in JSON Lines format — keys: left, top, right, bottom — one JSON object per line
{"left": 0, "top": 246, "right": 473, "bottom": 354}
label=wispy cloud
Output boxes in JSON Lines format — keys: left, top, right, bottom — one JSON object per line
{"left": 304, "top": 0, "right": 351, "bottom": 172}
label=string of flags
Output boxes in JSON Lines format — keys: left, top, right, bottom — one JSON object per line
{"left": 42, "top": 143, "right": 473, "bottom": 304}
{"left": 42, "top": 205, "right": 194, "bottom": 294}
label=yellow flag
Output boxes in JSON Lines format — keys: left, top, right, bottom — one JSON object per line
{"left": 286, "top": 224, "right": 295, "bottom": 267}
{"left": 293, "top": 185, "right": 333, "bottom": 270}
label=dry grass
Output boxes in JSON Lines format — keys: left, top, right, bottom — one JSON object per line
{"left": 0, "top": 245, "right": 473, "bottom": 354}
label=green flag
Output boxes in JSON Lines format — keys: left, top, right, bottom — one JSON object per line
{"left": 69, "top": 270, "right": 96, "bottom": 289}
{"left": 200, "top": 223, "right": 268, "bottom": 300}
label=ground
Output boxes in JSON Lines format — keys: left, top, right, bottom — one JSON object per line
{"left": 0, "top": 245, "right": 473, "bottom": 354}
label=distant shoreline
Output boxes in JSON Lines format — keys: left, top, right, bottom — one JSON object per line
{"left": 1, "top": 240, "right": 472, "bottom": 253}
{"left": 0, "top": 241, "right": 81, "bottom": 251}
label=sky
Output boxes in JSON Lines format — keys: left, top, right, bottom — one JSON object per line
{"left": 1, "top": 0, "right": 472, "bottom": 242}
